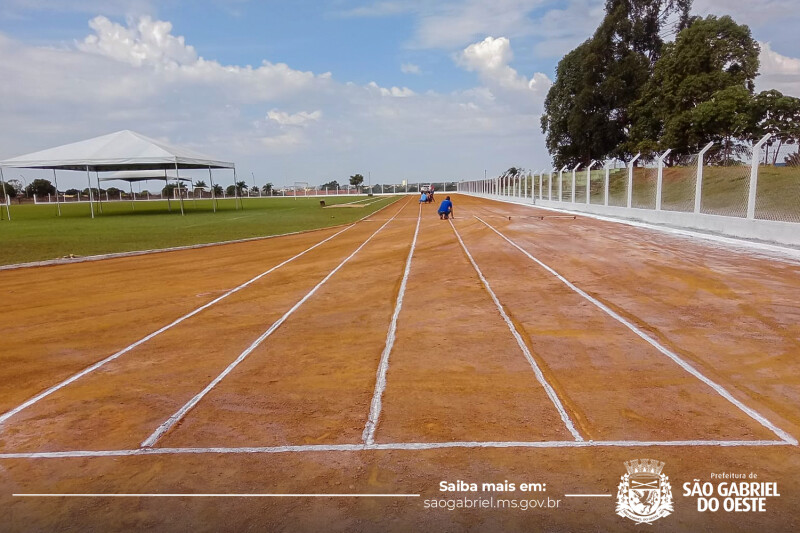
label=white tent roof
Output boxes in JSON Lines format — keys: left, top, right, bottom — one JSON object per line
{"left": 0, "top": 130, "right": 235, "bottom": 171}
{"left": 100, "top": 170, "right": 191, "bottom": 183}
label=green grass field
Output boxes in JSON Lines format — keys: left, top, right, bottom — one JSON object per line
{"left": 0, "top": 195, "right": 401, "bottom": 266}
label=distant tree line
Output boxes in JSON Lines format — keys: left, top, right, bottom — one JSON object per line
{"left": 541, "top": 0, "right": 800, "bottom": 167}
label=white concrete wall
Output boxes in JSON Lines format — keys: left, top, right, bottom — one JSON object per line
{"left": 462, "top": 192, "right": 800, "bottom": 248}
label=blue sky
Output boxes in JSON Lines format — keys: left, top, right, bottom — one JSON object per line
{"left": 1, "top": 0, "right": 799, "bottom": 190}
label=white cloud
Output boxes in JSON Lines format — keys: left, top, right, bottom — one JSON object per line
{"left": 0, "top": 14, "right": 553, "bottom": 188}
{"left": 79, "top": 15, "right": 198, "bottom": 67}
{"left": 266, "top": 109, "right": 322, "bottom": 127}
{"left": 0, "top": 0, "right": 156, "bottom": 18}
{"left": 692, "top": 0, "right": 800, "bottom": 28}
{"left": 400, "top": 62, "right": 421, "bottom": 74}
{"left": 338, "top": 1, "right": 418, "bottom": 18}
{"left": 367, "top": 81, "right": 415, "bottom": 97}
{"left": 458, "top": 36, "right": 551, "bottom": 97}
{"left": 411, "top": 0, "right": 547, "bottom": 49}
{"left": 756, "top": 41, "right": 800, "bottom": 98}
{"left": 342, "top": 0, "right": 597, "bottom": 56}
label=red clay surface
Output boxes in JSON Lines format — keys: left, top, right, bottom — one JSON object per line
{"left": 1, "top": 194, "right": 799, "bottom": 532}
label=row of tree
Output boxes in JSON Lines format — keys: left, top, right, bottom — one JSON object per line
{"left": 0, "top": 179, "right": 280, "bottom": 200}
{"left": 541, "top": 0, "right": 800, "bottom": 167}
{"left": 3, "top": 174, "right": 410, "bottom": 200}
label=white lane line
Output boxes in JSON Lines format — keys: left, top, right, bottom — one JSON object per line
{"left": 448, "top": 219, "right": 584, "bottom": 442}
{"left": 0, "top": 439, "right": 790, "bottom": 459}
{"left": 475, "top": 216, "right": 798, "bottom": 446}
{"left": 14, "top": 493, "right": 419, "bottom": 498}
{"left": 0, "top": 198, "right": 402, "bottom": 428}
{"left": 0, "top": 225, "right": 357, "bottom": 428}
{"left": 141, "top": 199, "right": 411, "bottom": 448}
{"left": 362, "top": 203, "right": 422, "bottom": 445}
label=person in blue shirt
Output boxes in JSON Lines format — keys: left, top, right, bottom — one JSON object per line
{"left": 438, "top": 196, "right": 454, "bottom": 220}
{"left": 419, "top": 191, "right": 427, "bottom": 203}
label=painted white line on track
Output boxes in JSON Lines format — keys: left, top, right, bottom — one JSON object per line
{"left": 466, "top": 193, "right": 800, "bottom": 264}
{"left": 14, "top": 493, "right": 419, "bottom": 498}
{"left": 448, "top": 219, "right": 584, "bottom": 442}
{"left": 362, "top": 203, "right": 422, "bottom": 444}
{"left": 475, "top": 216, "right": 798, "bottom": 446}
{"left": 0, "top": 225, "right": 358, "bottom": 428}
{"left": 141, "top": 199, "right": 411, "bottom": 447}
{"left": 0, "top": 439, "right": 791, "bottom": 459}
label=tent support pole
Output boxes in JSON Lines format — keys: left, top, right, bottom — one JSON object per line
{"left": 130, "top": 181, "right": 135, "bottom": 211}
{"left": 0, "top": 167, "right": 10, "bottom": 221}
{"left": 96, "top": 171, "right": 103, "bottom": 214}
{"left": 208, "top": 167, "right": 217, "bottom": 213}
{"left": 175, "top": 161, "right": 185, "bottom": 216}
{"left": 52, "top": 169, "right": 61, "bottom": 216}
{"left": 191, "top": 178, "right": 197, "bottom": 209}
{"left": 164, "top": 170, "right": 172, "bottom": 212}
{"left": 234, "top": 167, "right": 239, "bottom": 210}
{"left": 86, "top": 166, "right": 94, "bottom": 219}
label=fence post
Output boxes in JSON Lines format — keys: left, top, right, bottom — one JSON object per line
{"left": 558, "top": 165, "right": 567, "bottom": 202}
{"left": 748, "top": 134, "right": 772, "bottom": 219}
{"left": 538, "top": 170, "right": 543, "bottom": 201}
{"left": 586, "top": 161, "right": 597, "bottom": 204}
{"left": 695, "top": 142, "right": 715, "bottom": 214}
{"left": 571, "top": 163, "right": 581, "bottom": 203}
{"left": 627, "top": 153, "right": 640, "bottom": 209}
{"left": 655, "top": 149, "right": 672, "bottom": 211}
{"left": 604, "top": 161, "right": 611, "bottom": 206}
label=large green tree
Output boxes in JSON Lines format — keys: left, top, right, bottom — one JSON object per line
{"left": 629, "top": 15, "right": 760, "bottom": 158}
{"left": 752, "top": 89, "right": 800, "bottom": 164}
{"left": 25, "top": 179, "right": 56, "bottom": 197}
{"left": 542, "top": 0, "right": 691, "bottom": 167}
{"left": 1, "top": 181, "right": 16, "bottom": 200}
{"left": 349, "top": 174, "right": 364, "bottom": 187}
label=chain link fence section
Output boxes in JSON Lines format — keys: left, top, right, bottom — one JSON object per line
{"left": 561, "top": 171, "right": 573, "bottom": 202}
{"left": 661, "top": 153, "right": 699, "bottom": 212}
{"left": 589, "top": 168, "right": 605, "bottom": 204}
{"left": 700, "top": 145, "right": 752, "bottom": 218}
{"left": 632, "top": 161, "right": 658, "bottom": 209}
{"left": 755, "top": 141, "right": 800, "bottom": 223}
{"left": 607, "top": 167, "right": 628, "bottom": 207}
{"left": 574, "top": 168, "right": 587, "bottom": 202}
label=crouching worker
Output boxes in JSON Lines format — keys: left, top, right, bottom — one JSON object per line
{"left": 438, "top": 196, "right": 454, "bottom": 220}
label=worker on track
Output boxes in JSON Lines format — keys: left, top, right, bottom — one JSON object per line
{"left": 438, "top": 196, "right": 454, "bottom": 220}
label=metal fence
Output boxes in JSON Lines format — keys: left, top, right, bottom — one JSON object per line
{"left": 457, "top": 133, "right": 800, "bottom": 226}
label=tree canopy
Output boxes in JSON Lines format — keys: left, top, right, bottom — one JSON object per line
{"left": 541, "top": 1, "right": 799, "bottom": 166}
{"left": 542, "top": 0, "right": 692, "bottom": 167}
{"left": 25, "top": 179, "right": 56, "bottom": 197}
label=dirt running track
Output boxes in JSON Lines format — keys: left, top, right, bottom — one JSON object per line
{"left": 1, "top": 194, "right": 799, "bottom": 532}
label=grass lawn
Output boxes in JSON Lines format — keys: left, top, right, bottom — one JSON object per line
{"left": 0, "top": 195, "right": 401, "bottom": 266}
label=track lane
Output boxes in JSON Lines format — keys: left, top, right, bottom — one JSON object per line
{"left": 373, "top": 202, "right": 576, "bottom": 443}
{"left": 0, "top": 201, "right": 410, "bottom": 452}
{"left": 155, "top": 202, "right": 421, "bottom": 448}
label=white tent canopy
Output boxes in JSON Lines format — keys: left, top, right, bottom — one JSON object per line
{"left": 100, "top": 170, "right": 191, "bottom": 183}
{"left": 0, "top": 130, "right": 234, "bottom": 171}
{"left": 0, "top": 130, "right": 236, "bottom": 218}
